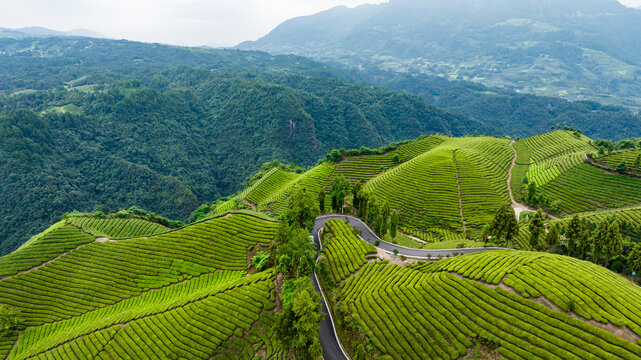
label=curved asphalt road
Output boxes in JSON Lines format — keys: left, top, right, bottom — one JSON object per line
{"left": 311, "top": 214, "right": 508, "bottom": 360}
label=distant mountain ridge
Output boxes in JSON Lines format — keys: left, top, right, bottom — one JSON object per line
{"left": 0, "top": 26, "right": 105, "bottom": 39}
{"left": 239, "top": 0, "right": 641, "bottom": 109}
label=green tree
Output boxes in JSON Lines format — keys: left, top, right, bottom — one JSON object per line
{"left": 273, "top": 278, "right": 324, "bottom": 359}
{"left": 592, "top": 220, "right": 609, "bottom": 263}
{"left": 605, "top": 222, "right": 623, "bottom": 268}
{"left": 617, "top": 161, "right": 628, "bottom": 174}
{"left": 635, "top": 154, "right": 641, "bottom": 169}
{"left": 318, "top": 191, "right": 325, "bottom": 214}
{"left": 0, "top": 305, "right": 21, "bottom": 332}
{"left": 330, "top": 175, "right": 351, "bottom": 213}
{"left": 578, "top": 230, "right": 592, "bottom": 260}
{"left": 379, "top": 201, "right": 390, "bottom": 238}
{"left": 297, "top": 257, "right": 313, "bottom": 277}
{"left": 628, "top": 243, "right": 641, "bottom": 278}
{"left": 286, "top": 187, "right": 320, "bottom": 230}
{"left": 356, "top": 189, "right": 370, "bottom": 218}
{"left": 391, "top": 154, "right": 401, "bottom": 164}
{"left": 390, "top": 212, "right": 399, "bottom": 239}
{"left": 354, "top": 344, "right": 367, "bottom": 360}
{"left": 528, "top": 209, "right": 545, "bottom": 250}
{"left": 352, "top": 181, "right": 363, "bottom": 211}
{"left": 276, "top": 228, "right": 316, "bottom": 277}
{"left": 488, "top": 205, "right": 519, "bottom": 247}
{"left": 252, "top": 251, "right": 270, "bottom": 271}
{"left": 566, "top": 215, "right": 582, "bottom": 256}
{"left": 545, "top": 224, "right": 559, "bottom": 249}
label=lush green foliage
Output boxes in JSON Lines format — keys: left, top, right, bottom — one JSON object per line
{"left": 273, "top": 278, "right": 323, "bottom": 359}
{"left": 365, "top": 136, "right": 512, "bottom": 232}
{"left": 434, "top": 251, "right": 641, "bottom": 338}
{"left": 0, "top": 39, "right": 483, "bottom": 257}
{"left": 0, "top": 212, "right": 284, "bottom": 359}
{"left": 343, "top": 256, "right": 641, "bottom": 360}
{"left": 322, "top": 220, "right": 376, "bottom": 282}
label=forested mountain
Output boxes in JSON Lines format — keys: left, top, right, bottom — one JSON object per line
{"left": 239, "top": 0, "right": 641, "bottom": 109}
{"left": 2, "top": 34, "right": 641, "bottom": 256}
{"left": 0, "top": 38, "right": 485, "bottom": 256}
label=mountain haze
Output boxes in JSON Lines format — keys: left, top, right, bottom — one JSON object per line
{"left": 240, "top": 0, "right": 641, "bottom": 108}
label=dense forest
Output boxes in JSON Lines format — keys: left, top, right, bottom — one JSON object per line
{"left": 0, "top": 54, "right": 482, "bottom": 255}
{"left": 2, "top": 35, "right": 641, "bottom": 255}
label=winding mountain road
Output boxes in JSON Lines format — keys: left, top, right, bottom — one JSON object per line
{"left": 311, "top": 214, "right": 507, "bottom": 360}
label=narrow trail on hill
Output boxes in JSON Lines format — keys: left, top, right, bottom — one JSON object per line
{"left": 507, "top": 141, "right": 558, "bottom": 220}
{"left": 452, "top": 150, "right": 467, "bottom": 231}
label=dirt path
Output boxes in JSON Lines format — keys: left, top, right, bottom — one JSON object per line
{"left": 0, "top": 242, "right": 92, "bottom": 282}
{"left": 507, "top": 141, "right": 558, "bottom": 220}
{"left": 452, "top": 150, "right": 467, "bottom": 231}
{"left": 242, "top": 199, "right": 257, "bottom": 212}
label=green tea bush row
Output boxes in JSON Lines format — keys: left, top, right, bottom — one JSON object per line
{"left": 323, "top": 219, "right": 376, "bottom": 282}
{"left": 0, "top": 226, "right": 94, "bottom": 278}
{"left": 68, "top": 217, "right": 169, "bottom": 239}
{"left": 341, "top": 261, "right": 641, "bottom": 359}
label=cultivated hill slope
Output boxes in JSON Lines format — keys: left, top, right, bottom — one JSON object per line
{"left": 318, "top": 219, "right": 641, "bottom": 359}
{"left": 0, "top": 212, "right": 285, "bottom": 359}
{"left": 222, "top": 130, "right": 641, "bottom": 248}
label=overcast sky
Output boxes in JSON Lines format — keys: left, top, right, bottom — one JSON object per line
{"left": 0, "top": 0, "right": 387, "bottom": 47}
{"left": 0, "top": 0, "right": 639, "bottom": 47}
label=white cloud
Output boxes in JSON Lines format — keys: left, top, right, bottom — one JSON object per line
{"left": 619, "top": 0, "right": 641, "bottom": 7}
{"left": 0, "top": 0, "right": 387, "bottom": 47}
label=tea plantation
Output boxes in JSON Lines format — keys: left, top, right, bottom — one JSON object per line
{"left": 0, "top": 212, "right": 285, "bottom": 360}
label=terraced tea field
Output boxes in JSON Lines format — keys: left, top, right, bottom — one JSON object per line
{"left": 339, "top": 251, "right": 641, "bottom": 360}
{"left": 365, "top": 136, "right": 512, "bottom": 232}
{"left": 67, "top": 217, "right": 170, "bottom": 239}
{"left": 321, "top": 219, "right": 376, "bottom": 282}
{"left": 0, "top": 212, "right": 284, "bottom": 359}
{"left": 597, "top": 149, "right": 641, "bottom": 172}
{"left": 540, "top": 164, "right": 641, "bottom": 214}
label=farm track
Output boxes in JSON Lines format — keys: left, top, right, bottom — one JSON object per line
{"left": 452, "top": 150, "right": 467, "bottom": 231}
{"left": 507, "top": 141, "right": 559, "bottom": 220}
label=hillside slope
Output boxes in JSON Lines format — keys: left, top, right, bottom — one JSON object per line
{"left": 0, "top": 64, "right": 492, "bottom": 256}
{"left": 0, "top": 212, "right": 285, "bottom": 360}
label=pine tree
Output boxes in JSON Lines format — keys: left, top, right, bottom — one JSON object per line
{"left": 352, "top": 181, "right": 363, "bottom": 211}
{"left": 488, "top": 205, "right": 519, "bottom": 247}
{"left": 628, "top": 243, "right": 641, "bottom": 278}
{"left": 605, "top": 221, "right": 623, "bottom": 268}
{"left": 566, "top": 215, "right": 582, "bottom": 256}
{"left": 390, "top": 212, "right": 399, "bottom": 239}
{"left": 578, "top": 230, "right": 591, "bottom": 259}
{"left": 545, "top": 224, "right": 559, "bottom": 249}
{"left": 592, "top": 220, "right": 608, "bottom": 263}
{"left": 528, "top": 209, "right": 545, "bottom": 250}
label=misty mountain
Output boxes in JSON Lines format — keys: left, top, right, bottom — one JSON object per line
{"left": 239, "top": 0, "right": 641, "bottom": 109}
{"left": 0, "top": 26, "right": 105, "bottom": 39}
